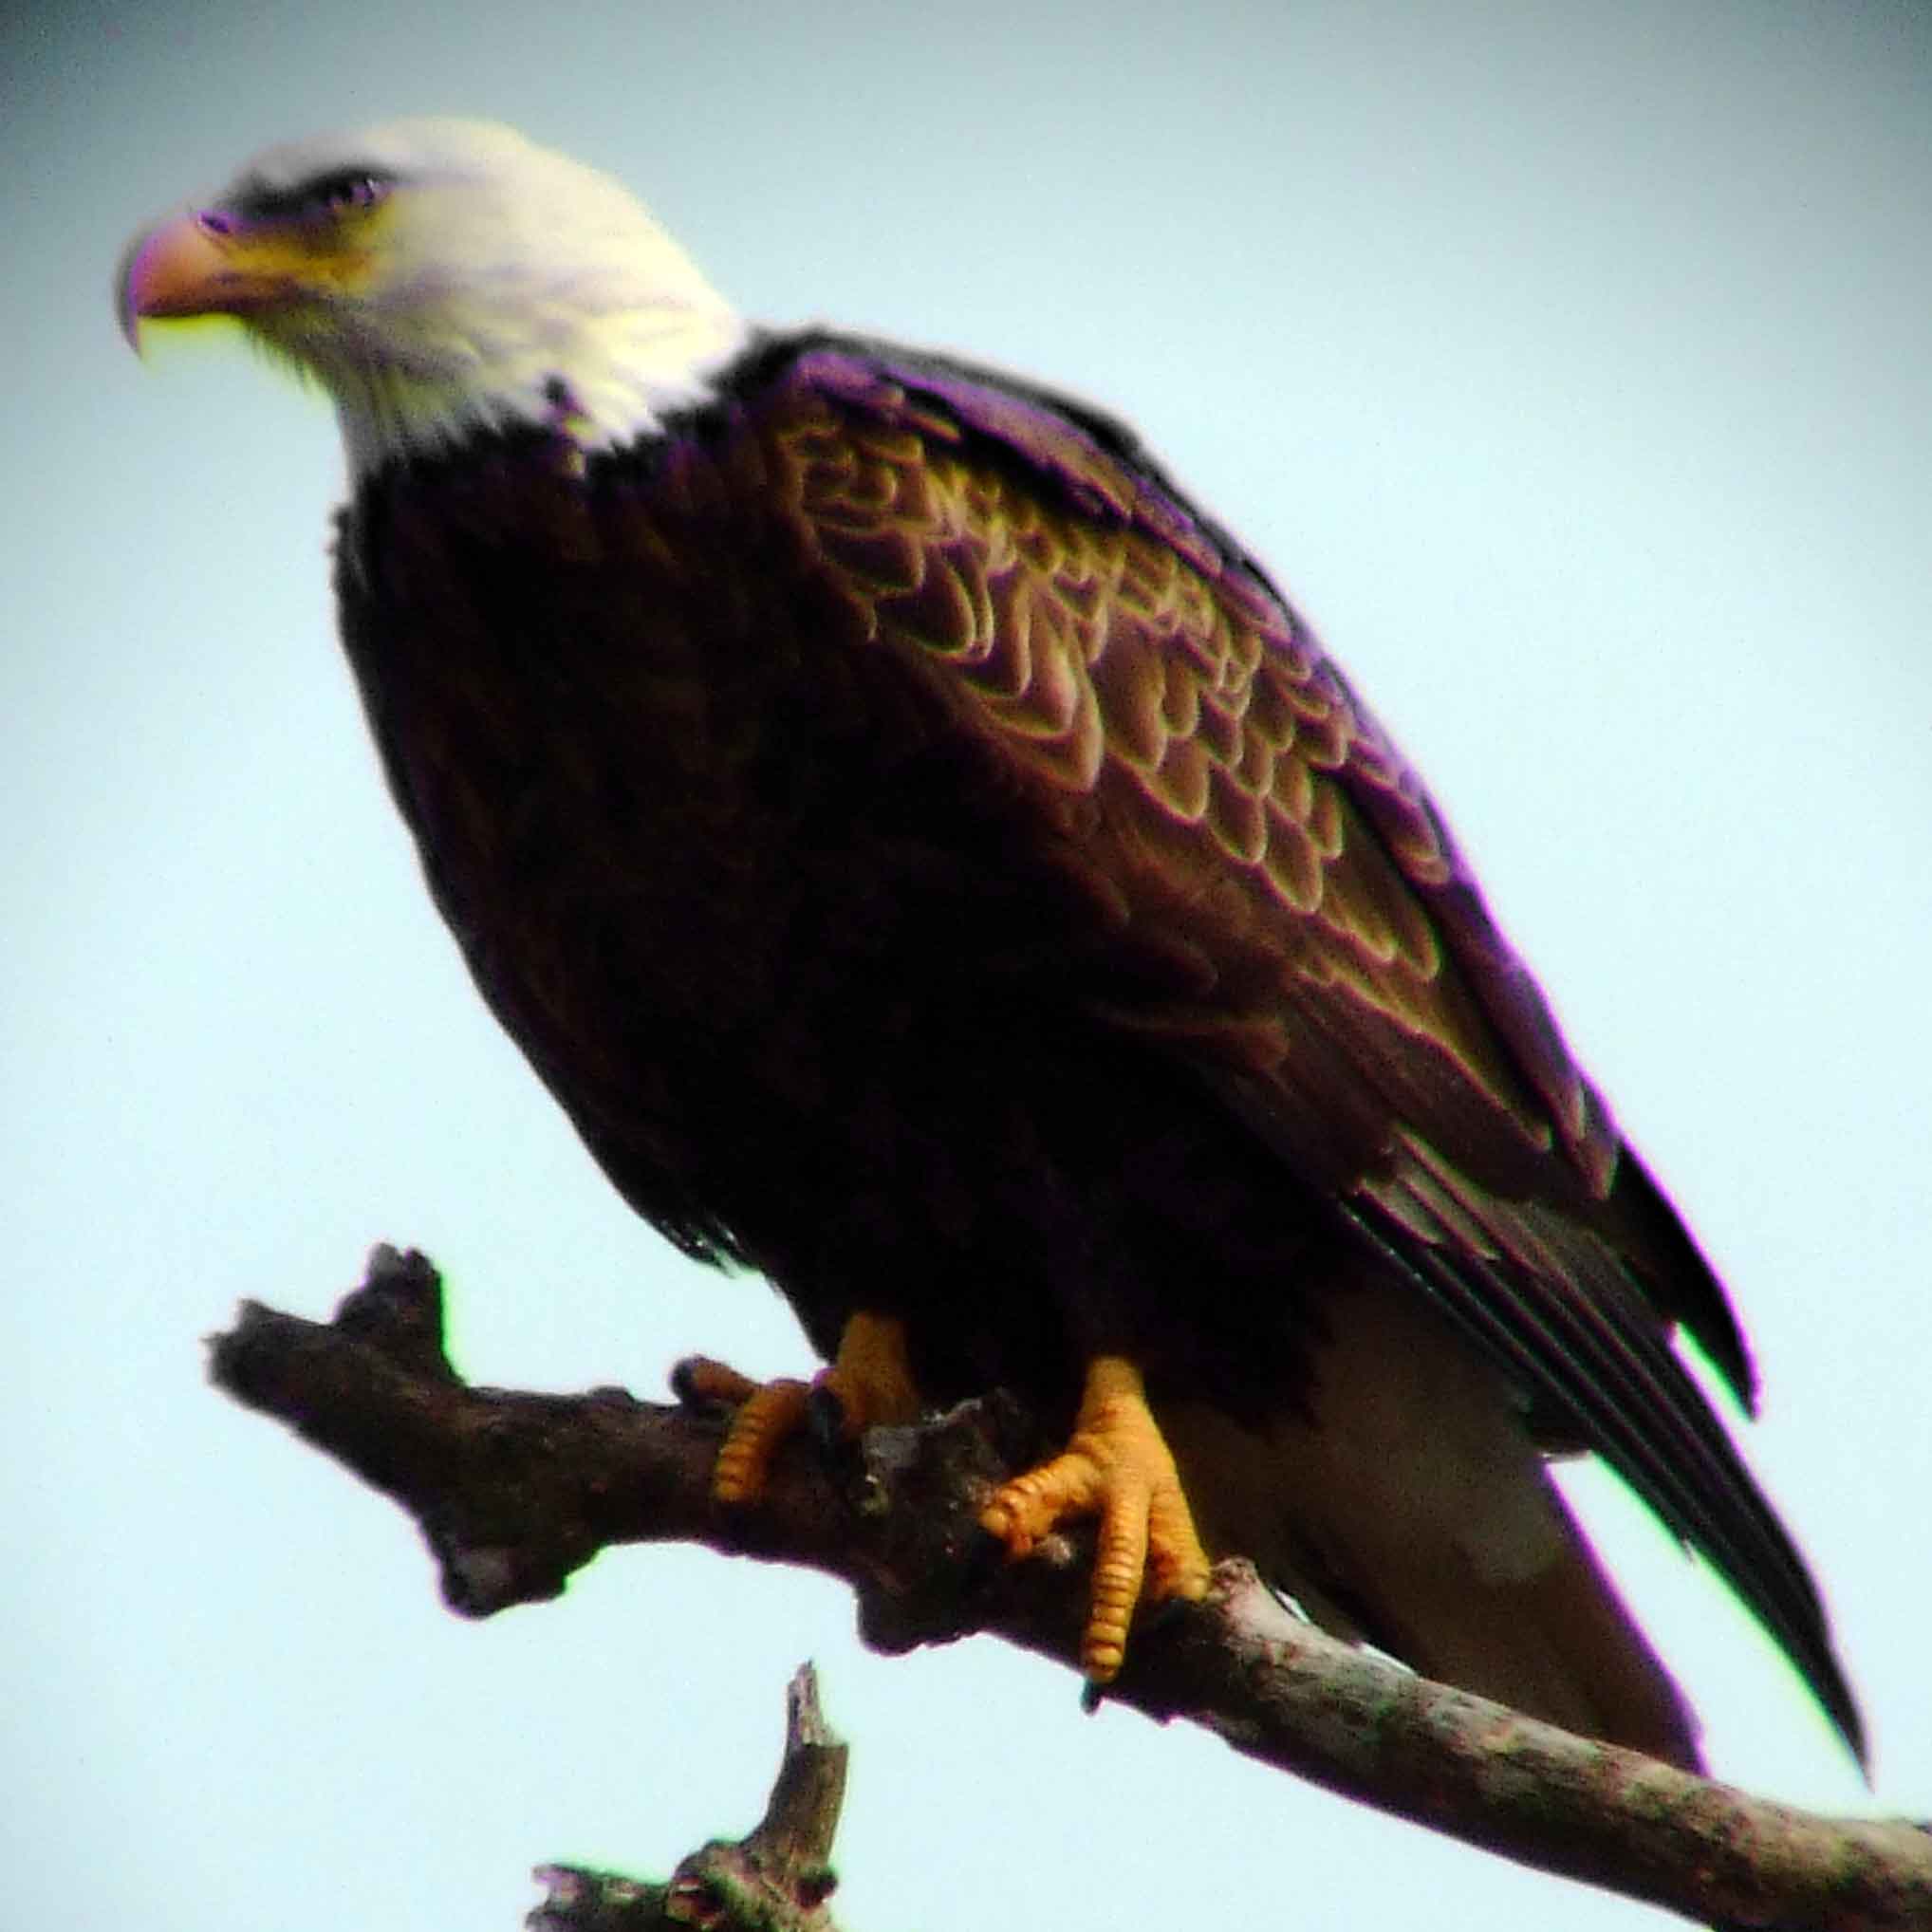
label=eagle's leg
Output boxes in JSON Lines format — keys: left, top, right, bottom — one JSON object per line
{"left": 980, "top": 1356, "right": 1212, "bottom": 1682}
{"left": 677, "top": 1311, "right": 922, "bottom": 1506}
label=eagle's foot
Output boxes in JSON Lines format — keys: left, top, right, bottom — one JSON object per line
{"left": 979, "top": 1355, "right": 1212, "bottom": 1683}
{"left": 677, "top": 1311, "right": 921, "bottom": 1507}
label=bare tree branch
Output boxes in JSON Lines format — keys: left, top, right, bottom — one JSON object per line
{"left": 209, "top": 1246, "right": 1932, "bottom": 1930}
{"left": 529, "top": 1663, "right": 849, "bottom": 1932}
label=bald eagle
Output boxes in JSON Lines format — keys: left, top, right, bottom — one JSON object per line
{"left": 121, "top": 119, "right": 1861, "bottom": 1773}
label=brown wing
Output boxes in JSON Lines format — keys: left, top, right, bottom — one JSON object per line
{"left": 774, "top": 344, "right": 1618, "bottom": 1188}
{"left": 761, "top": 335, "right": 1862, "bottom": 1762}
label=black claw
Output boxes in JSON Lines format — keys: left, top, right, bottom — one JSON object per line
{"left": 1080, "top": 1678, "right": 1107, "bottom": 1715}
{"left": 808, "top": 1384, "right": 875, "bottom": 1499}
{"left": 807, "top": 1383, "right": 848, "bottom": 1457}
{"left": 1143, "top": 1593, "right": 1191, "bottom": 1637}
{"left": 668, "top": 1357, "right": 712, "bottom": 1408}
{"left": 960, "top": 1523, "right": 1011, "bottom": 1598}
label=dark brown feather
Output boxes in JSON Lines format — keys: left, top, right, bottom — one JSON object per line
{"left": 332, "top": 329, "right": 1860, "bottom": 1765}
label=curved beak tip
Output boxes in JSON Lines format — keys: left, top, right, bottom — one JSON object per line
{"left": 115, "top": 236, "right": 151, "bottom": 351}
{"left": 116, "top": 210, "right": 245, "bottom": 351}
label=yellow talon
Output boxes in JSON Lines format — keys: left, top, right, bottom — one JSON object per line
{"left": 712, "top": 1376, "right": 813, "bottom": 1505}
{"left": 685, "top": 1312, "right": 921, "bottom": 1508}
{"left": 822, "top": 1310, "right": 922, "bottom": 1433}
{"left": 674, "top": 1355, "right": 763, "bottom": 1407}
{"left": 981, "top": 1356, "right": 1212, "bottom": 1682}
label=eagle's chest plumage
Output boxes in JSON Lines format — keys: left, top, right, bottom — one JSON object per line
{"left": 330, "top": 403, "right": 1275, "bottom": 1409}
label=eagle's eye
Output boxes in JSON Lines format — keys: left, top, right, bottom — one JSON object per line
{"left": 232, "top": 169, "right": 394, "bottom": 227}
{"left": 307, "top": 171, "right": 389, "bottom": 218}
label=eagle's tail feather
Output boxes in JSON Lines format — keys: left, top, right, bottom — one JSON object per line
{"left": 1160, "top": 1270, "right": 1704, "bottom": 1772}
{"left": 1374, "top": 1475, "right": 1703, "bottom": 1772}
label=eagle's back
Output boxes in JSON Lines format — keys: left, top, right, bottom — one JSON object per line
{"left": 331, "top": 331, "right": 1858, "bottom": 1767}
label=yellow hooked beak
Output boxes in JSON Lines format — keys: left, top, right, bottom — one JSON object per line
{"left": 121, "top": 211, "right": 274, "bottom": 344}
{"left": 118, "top": 206, "right": 377, "bottom": 348}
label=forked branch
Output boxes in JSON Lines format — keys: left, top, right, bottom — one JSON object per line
{"left": 529, "top": 1663, "right": 849, "bottom": 1932}
{"left": 209, "top": 1246, "right": 1931, "bottom": 1929}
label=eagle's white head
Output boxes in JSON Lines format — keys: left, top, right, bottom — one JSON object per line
{"left": 119, "top": 119, "right": 749, "bottom": 476}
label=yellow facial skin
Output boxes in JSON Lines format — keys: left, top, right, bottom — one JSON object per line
{"left": 119, "top": 126, "right": 752, "bottom": 476}
{"left": 119, "top": 191, "right": 390, "bottom": 345}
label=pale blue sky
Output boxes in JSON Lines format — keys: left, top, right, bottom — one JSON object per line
{"left": 6, "top": 3, "right": 1928, "bottom": 1927}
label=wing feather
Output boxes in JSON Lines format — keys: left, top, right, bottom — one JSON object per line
{"left": 1347, "top": 1140, "right": 1863, "bottom": 1762}
{"left": 765, "top": 336, "right": 1858, "bottom": 1757}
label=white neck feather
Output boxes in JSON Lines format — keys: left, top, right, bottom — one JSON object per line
{"left": 325, "top": 293, "right": 751, "bottom": 478}
{"left": 227, "top": 122, "right": 755, "bottom": 478}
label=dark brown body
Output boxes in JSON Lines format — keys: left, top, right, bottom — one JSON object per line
{"left": 337, "top": 343, "right": 1340, "bottom": 1421}
{"left": 334, "top": 331, "right": 1859, "bottom": 1767}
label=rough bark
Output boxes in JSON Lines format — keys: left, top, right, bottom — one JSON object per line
{"left": 529, "top": 1663, "right": 848, "bottom": 1932}
{"left": 209, "top": 1246, "right": 1931, "bottom": 1930}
